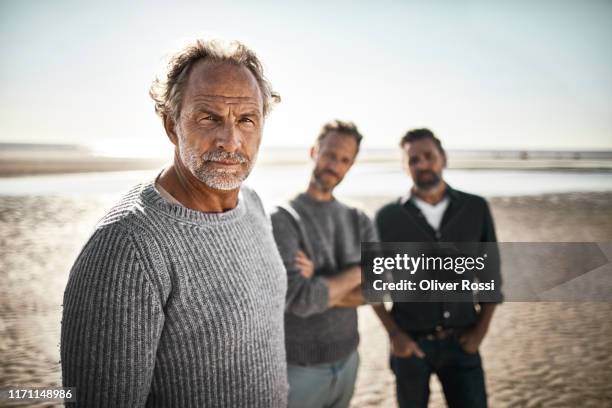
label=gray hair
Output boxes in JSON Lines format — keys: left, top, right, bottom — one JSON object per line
{"left": 149, "top": 39, "right": 280, "bottom": 122}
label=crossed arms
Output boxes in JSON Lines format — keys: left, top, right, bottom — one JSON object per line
{"left": 294, "top": 249, "right": 364, "bottom": 308}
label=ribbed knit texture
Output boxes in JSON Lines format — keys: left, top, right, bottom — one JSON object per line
{"left": 271, "top": 194, "right": 377, "bottom": 365}
{"left": 61, "top": 181, "right": 288, "bottom": 407}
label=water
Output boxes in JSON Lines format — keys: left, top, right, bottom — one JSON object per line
{"left": 0, "top": 164, "right": 610, "bottom": 203}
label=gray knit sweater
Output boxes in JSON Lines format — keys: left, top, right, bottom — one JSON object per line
{"left": 271, "top": 194, "right": 377, "bottom": 365}
{"left": 61, "top": 181, "right": 288, "bottom": 407}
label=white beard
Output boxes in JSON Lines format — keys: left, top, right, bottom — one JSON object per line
{"left": 178, "top": 132, "right": 255, "bottom": 191}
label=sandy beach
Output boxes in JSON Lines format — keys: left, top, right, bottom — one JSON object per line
{"left": 1, "top": 191, "right": 611, "bottom": 407}
{"left": 352, "top": 193, "right": 612, "bottom": 408}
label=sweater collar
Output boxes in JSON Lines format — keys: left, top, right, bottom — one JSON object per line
{"left": 140, "top": 179, "right": 248, "bottom": 225}
{"left": 295, "top": 192, "right": 339, "bottom": 207}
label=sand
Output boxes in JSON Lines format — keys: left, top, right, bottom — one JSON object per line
{"left": 1, "top": 191, "right": 611, "bottom": 407}
{"left": 351, "top": 193, "right": 612, "bottom": 408}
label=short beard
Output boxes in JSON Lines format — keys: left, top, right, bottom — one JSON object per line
{"left": 178, "top": 135, "right": 254, "bottom": 191}
{"left": 311, "top": 178, "right": 333, "bottom": 193}
{"left": 414, "top": 171, "right": 442, "bottom": 191}
{"left": 312, "top": 169, "right": 340, "bottom": 193}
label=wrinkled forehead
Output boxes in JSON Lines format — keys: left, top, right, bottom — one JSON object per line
{"left": 183, "top": 60, "right": 263, "bottom": 111}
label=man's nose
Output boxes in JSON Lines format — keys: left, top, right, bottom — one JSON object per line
{"left": 215, "top": 123, "right": 241, "bottom": 152}
{"left": 325, "top": 160, "right": 341, "bottom": 174}
{"left": 413, "top": 157, "right": 430, "bottom": 171}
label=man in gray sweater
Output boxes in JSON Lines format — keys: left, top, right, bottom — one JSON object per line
{"left": 271, "top": 121, "right": 377, "bottom": 408}
{"left": 61, "top": 39, "right": 288, "bottom": 407}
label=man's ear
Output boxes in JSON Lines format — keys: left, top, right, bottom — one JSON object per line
{"left": 164, "top": 115, "right": 179, "bottom": 146}
{"left": 442, "top": 153, "right": 448, "bottom": 169}
{"left": 309, "top": 145, "right": 316, "bottom": 160}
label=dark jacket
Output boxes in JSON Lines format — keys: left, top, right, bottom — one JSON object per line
{"left": 375, "top": 185, "right": 503, "bottom": 334}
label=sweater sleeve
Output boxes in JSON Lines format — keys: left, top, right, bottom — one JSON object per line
{"left": 61, "top": 224, "right": 165, "bottom": 407}
{"left": 358, "top": 210, "right": 379, "bottom": 244}
{"left": 374, "top": 206, "right": 393, "bottom": 242}
{"left": 270, "top": 209, "right": 330, "bottom": 318}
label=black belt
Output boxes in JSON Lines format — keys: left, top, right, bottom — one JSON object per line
{"left": 411, "top": 326, "right": 462, "bottom": 341}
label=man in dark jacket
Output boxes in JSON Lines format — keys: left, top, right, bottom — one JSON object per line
{"left": 373, "top": 128, "right": 502, "bottom": 408}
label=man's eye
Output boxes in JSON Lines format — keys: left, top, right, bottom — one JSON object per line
{"left": 198, "top": 115, "right": 216, "bottom": 122}
{"left": 239, "top": 117, "right": 254, "bottom": 124}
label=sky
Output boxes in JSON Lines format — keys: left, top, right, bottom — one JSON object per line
{"left": 1, "top": 0, "right": 611, "bottom": 157}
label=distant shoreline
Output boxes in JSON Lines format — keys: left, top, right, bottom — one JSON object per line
{"left": 0, "top": 157, "right": 168, "bottom": 177}
{"left": 3, "top": 143, "right": 612, "bottom": 176}
{"left": 1, "top": 156, "right": 612, "bottom": 177}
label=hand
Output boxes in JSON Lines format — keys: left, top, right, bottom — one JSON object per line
{"left": 295, "top": 250, "right": 314, "bottom": 279}
{"left": 390, "top": 331, "right": 425, "bottom": 359}
{"left": 334, "top": 287, "right": 365, "bottom": 307}
{"left": 458, "top": 327, "right": 486, "bottom": 354}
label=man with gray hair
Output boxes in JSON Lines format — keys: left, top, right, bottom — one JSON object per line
{"left": 61, "top": 39, "right": 288, "bottom": 407}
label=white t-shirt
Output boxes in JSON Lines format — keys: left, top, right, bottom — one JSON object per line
{"left": 412, "top": 196, "right": 450, "bottom": 231}
{"left": 155, "top": 181, "right": 184, "bottom": 207}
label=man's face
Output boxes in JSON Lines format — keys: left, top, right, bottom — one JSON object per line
{"left": 310, "top": 132, "right": 358, "bottom": 193}
{"left": 170, "top": 60, "right": 264, "bottom": 191}
{"left": 402, "top": 138, "right": 446, "bottom": 191}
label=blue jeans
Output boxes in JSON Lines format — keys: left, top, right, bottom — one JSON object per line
{"left": 287, "top": 350, "right": 360, "bottom": 408}
{"left": 390, "top": 337, "right": 487, "bottom": 408}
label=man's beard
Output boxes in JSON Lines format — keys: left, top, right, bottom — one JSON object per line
{"left": 312, "top": 168, "right": 341, "bottom": 192}
{"left": 179, "top": 139, "right": 254, "bottom": 191}
{"left": 414, "top": 170, "right": 442, "bottom": 190}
